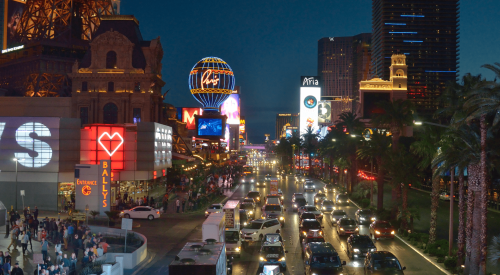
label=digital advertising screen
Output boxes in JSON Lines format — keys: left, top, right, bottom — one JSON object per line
{"left": 221, "top": 94, "right": 240, "bottom": 125}
{"left": 299, "top": 87, "right": 321, "bottom": 136}
{"left": 318, "top": 101, "right": 332, "bottom": 124}
{"left": 196, "top": 116, "right": 226, "bottom": 139}
{"left": 5, "top": 0, "right": 26, "bottom": 49}
{"left": 182, "top": 108, "right": 203, "bottom": 130}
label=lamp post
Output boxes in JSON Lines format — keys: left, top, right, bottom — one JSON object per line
{"left": 85, "top": 204, "right": 89, "bottom": 225}
{"left": 12, "top": 158, "right": 23, "bottom": 211}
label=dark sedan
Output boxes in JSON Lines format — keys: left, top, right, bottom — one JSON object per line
{"left": 346, "top": 234, "right": 376, "bottom": 259}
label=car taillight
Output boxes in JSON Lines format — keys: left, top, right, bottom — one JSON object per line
{"left": 157, "top": 211, "right": 160, "bottom": 214}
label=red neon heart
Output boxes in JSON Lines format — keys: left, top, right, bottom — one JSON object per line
{"left": 98, "top": 132, "right": 124, "bottom": 156}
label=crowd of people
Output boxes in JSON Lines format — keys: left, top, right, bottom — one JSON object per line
{"left": 1, "top": 209, "right": 110, "bottom": 275}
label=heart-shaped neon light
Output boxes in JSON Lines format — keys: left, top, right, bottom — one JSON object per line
{"left": 98, "top": 132, "right": 124, "bottom": 156}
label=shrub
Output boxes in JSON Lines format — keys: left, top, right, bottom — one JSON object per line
{"left": 359, "top": 198, "right": 371, "bottom": 208}
{"left": 437, "top": 256, "right": 445, "bottom": 263}
{"left": 444, "top": 257, "right": 457, "bottom": 270}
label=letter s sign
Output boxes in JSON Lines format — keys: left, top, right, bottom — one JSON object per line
{"left": 15, "top": 122, "right": 53, "bottom": 168}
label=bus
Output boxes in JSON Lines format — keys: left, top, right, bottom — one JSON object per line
{"left": 243, "top": 165, "right": 253, "bottom": 175}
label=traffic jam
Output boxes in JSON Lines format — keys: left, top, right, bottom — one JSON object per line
{"left": 202, "top": 159, "right": 407, "bottom": 275}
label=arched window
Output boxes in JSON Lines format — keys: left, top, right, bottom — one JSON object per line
{"left": 103, "top": 103, "right": 118, "bottom": 124}
{"left": 395, "top": 69, "right": 405, "bottom": 77}
{"left": 106, "top": 51, "right": 117, "bottom": 69}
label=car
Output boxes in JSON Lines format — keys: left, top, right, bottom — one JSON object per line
{"left": 241, "top": 219, "right": 282, "bottom": 245}
{"left": 240, "top": 203, "right": 256, "bottom": 219}
{"left": 304, "top": 182, "right": 316, "bottom": 192}
{"left": 240, "top": 209, "right": 251, "bottom": 227}
{"left": 277, "top": 189, "right": 284, "bottom": 200}
{"left": 255, "top": 180, "right": 266, "bottom": 187}
{"left": 301, "top": 229, "right": 326, "bottom": 255}
{"left": 336, "top": 218, "right": 359, "bottom": 236}
{"left": 299, "top": 219, "right": 323, "bottom": 239}
{"left": 295, "top": 175, "right": 305, "bottom": 183}
{"left": 205, "top": 203, "right": 224, "bottom": 218}
{"left": 247, "top": 191, "right": 262, "bottom": 205}
{"left": 292, "top": 197, "right": 308, "bottom": 212}
{"left": 298, "top": 205, "right": 323, "bottom": 221}
{"left": 346, "top": 234, "right": 377, "bottom": 259}
{"left": 314, "top": 192, "right": 327, "bottom": 205}
{"left": 335, "top": 194, "right": 349, "bottom": 206}
{"left": 265, "top": 174, "right": 272, "bottom": 181}
{"left": 331, "top": 210, "right": 348, "bottom": 226}
{"left": 242, "top": 198, "right": 256, "bottom": 208}
{"left": 299, "top": 212, "right": 318, "bottom": 223}
{"left": 439, "top": 191, "right": 455, "bottom": 201}
{"left": 265, "top": 194, "right": 283, "bottom": 205}
{"left": 323, "top": 184, "right": 335, "bottom": 193}
{"left": 304, "top": 242, "right": 346, "bottom": 275}
{"left": 120, "top": 206, "right": 160, "bottom": 220}
{"left": 242, "top": 176, "right": 255, "bottom": 183}
{"left": 292, "top": 192, "right": 305, "bottom": 200}
{"left": 364, "top": 251, "right": 406, "bottom": 274}
{"left": 261, "top": 204, "right": 285, "bottom": 225}
{"left": 258, "top": 234, "right": 288, "bottom": 271}
{"left": 355, "top": 209, "right": 376, "bottom": 225}
{"left": 320, "top": 200, "right": 335, "bottom": 213}
{"left": 369, "top": 221, "right": 395, "bottom": 240}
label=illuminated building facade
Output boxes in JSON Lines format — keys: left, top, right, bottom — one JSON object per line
{"left": 371, "top": 0, "right": 459, "bottom": 115}
{"left": 275, "top": 113, "right": 298, "bottom": 140}
{"left": 69, "top": 15, "right": 165, "bottom": 125}
{"left": 357, "top": 54, "right": 407, "bottom": 119}
{"left": 318, "top": 34, "right": 371, "bottom": 121}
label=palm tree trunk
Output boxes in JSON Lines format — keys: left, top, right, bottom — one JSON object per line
{"left": 464, "top": 187, "right": 474, "bottom": 275}
{"left": 330, "top": 156, "right": 334, "bottom": 184}
{"left": 457, "top": 169, "right": 466, "bottom": 267}
{"left": 401, "top": 185, "right": 409, "bottom": 230}
{"left": 376, "top": 157, "right": 385, "bottom": 211}
{"left": 479, "top": 115, "right": 488, "bottom": 275}
{"left": 309, "top": 155, "right": 312, "bottom": 177}
{"left": 428, "top": 168, "right": 440, "bottom": 244}
{"left": 466, "top": 163, "right": 481, "bottom": 275}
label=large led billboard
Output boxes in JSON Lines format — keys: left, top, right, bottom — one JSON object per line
{"left": 195, "top": 115, "right": 226, "bottom": 139}
{"left": 221, "top": 94, "right": 240, "bottom": 125}
{"left": 299, "top": 87, "right": 321, "bottom": 136}
{"left": 318, "top": 101, "right": 332, "bottom": 124}
{"left": 80, "top": 125, "right": 125, "bottom": 170}
{"left": 182, "top": 108, "right": 203, "bottom": 130}
{"left": 5, "top": 0, "right": 26, "bottom": 49}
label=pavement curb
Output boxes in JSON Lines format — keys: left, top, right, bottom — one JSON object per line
{"left": 349, "top": 199, "right": 452, "bottom": 275}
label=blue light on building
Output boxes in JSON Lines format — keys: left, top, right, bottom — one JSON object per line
{"left": 389, "top": 32, "right": 417, "bottom": 34}
{"left": 401, "top": 15, "right": 425, "bottom": 17}
{"left": 385, "top": 23, "right": 406, "bottom": 25}
{"left": 403, "top": 40, "right": 423, "bottom": 43}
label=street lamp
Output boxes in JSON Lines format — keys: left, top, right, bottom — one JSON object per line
{"left": 12, "top": 158, "right": 24, "bottom": 211}
{"left": 85, "top": 204, "right": 89, "bottom": 225}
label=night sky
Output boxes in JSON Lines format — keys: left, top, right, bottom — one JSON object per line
{"left": 122, "top": 0, "right": 500, "bottom": 144}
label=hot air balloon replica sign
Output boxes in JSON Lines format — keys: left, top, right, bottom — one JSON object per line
{"left": 189, "top": 57, "right": 234, "bottom": 139}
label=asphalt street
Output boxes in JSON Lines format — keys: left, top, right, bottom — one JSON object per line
{"left": 125, "top": 162, "right": 447, "bottom": 275}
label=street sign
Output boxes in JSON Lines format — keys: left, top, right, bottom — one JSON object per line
{"left": 20, "top": 190, "right": 25, "bottom": 196}
{"left": 121, "top": 218, "right": 132, "bottom": 230}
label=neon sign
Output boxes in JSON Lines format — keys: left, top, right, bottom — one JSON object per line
{"left": 201, "top": 70, "right": 220, "bottom": 89}
{"left": 99, "top": 160, "right": 111, "bottom": 214}
{"left": 82, "top": 126, "right": 125, "bottom": 170}
{"left": 98, "top": 132, "right": 124, "bottom": 156}
{"left": 82, "top": 186, "right": 92, "bottom": 196}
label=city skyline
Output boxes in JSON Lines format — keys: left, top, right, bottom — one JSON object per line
{"left": 121, "top": 0, "right": 500, "bottom": 143}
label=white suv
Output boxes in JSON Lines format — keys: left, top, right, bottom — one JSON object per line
{"left": 241, "top": 219, "right": 281, "bottom": 245}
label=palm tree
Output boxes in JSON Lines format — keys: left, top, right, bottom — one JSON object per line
{"left": 357, "top": 130, "right": 392, "bottom": 211}
{"left": 301, "top": 126, "right": 318, "bottom": 177}
{"left": 411, "top": 125, "right": 444, "bottom": 244}
{"left": 371, "top": 99, "right": 415, "bottom": 152}
{"left": 336, "top": 111, "right": 364, "bottom": 193}
{"left": 462, "top": 63, "right": 500, "bottom": 274}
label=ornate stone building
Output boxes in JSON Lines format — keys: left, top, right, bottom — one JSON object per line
{"left": 69, "top": 15, "right": 165, "bottom": 125}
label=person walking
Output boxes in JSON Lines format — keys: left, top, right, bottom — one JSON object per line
{"left": 7, "top": 227, "right": 18, "bottom": 251}
{"left": 162, "top": 194, "right": 168, "bottom": 213}
{"left": 21, "top": 231, "right": 29, "bottom": 255}
{"left": 181, "top": 199, "right": 186, "bottom": 213}
{"left": 40, "top": 238, "right": 49, "bottom": 261}
{"left": 73, "top": 235, "right": 80, "bottom": 258}
{"left": 63, "top": 227, "right": 68, "bottom": 250}
{"left": 176, "top": 199, "right": 180, "bottom": 213}
{"left": 61, "top": 254, "right": 70, "bottom": 275}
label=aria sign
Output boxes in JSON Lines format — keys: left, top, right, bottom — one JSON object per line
{"left": 300, "top": 76, "right": 320, "bottom": 87}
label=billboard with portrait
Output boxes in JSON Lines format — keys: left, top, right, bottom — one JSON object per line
{"left": 196, "top": 115, "right": 226, "bottom": 139}
{"left": 221, "top": 94, "right": 240, "bottom": 125}
{"left": 5, "top": 0, "right": 25, "bottom": 49}
{"left": 318, "top": 101, "right": 331, "bottom": 124}
{"left": 299, "top": 87, "right": 321, "bottom": 136}
{"left": 182, "top": 108, "right": 203, "bottom": 130}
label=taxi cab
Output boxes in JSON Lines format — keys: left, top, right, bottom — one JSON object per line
{"left": 259, "top": 234, "right": 288, "bottom": 272}
{"left": 301, "top": 229, "right": 326, "bottom": 255}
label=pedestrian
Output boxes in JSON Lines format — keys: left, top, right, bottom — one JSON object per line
{"left": 69, "top": 253, "right": 77, "bottom": 275}
{"left": 162, "top": 194, "right": 168, "bottom": 213}
{"left": 150, "top": 197, "right": 155, "bottom": 208}
{"left": 63, "top": 227, "right": 68, "bottom": 250}
{"left": 73, "top": 235, "right": 79, "bottom": 258}
{"left": 11, "top": 262, "right": 24, "bottom": 275}
{"left": 181, "top": 199, "right": 186, "bottom": 212}
{"left": 0, "top": 251, "right": 4, "bottom": 272}
{"left": 23, "top": 207, "right": 29, "bottom": 219}
{"left": 176, "top": 199, "right": 180, "bottom": 213}
{"left": 2, "top": 259, "right": 10, "bottom": 275}
{"left": 21, "top": 231, "right": 29, "bottom": 255}
{"left": 56, "top": 251, "right": 62, "bottom": 266}
{"left": 7, "top": 227, "right": 18, "bottom": 251}
{"left": 40, "top": 237, "right": 49, "bottom": 261}
{"left": 61, "top": 254, "right": 70, "bottom": 275}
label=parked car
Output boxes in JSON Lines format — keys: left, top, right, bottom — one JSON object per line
{"left": 346, "top": 234, "right": 376, "bottom": 259}
{"left": 336, "top": 218, "right": 359, "bottom": 236}
{"left": 120, "top": 206, "right": 160, "bottom": 220}
{"left": 205, "top": 203, "right": 224, "bottom": 218}
{"left": 363, "top": 251, "right": 406, "bottom": 274}
{"left": 369, "top": 221, "right": 395, "bottom": 240}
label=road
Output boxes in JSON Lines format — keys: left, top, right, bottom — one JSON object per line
{"left": 125, "top": 162, "right": 447, "bottom": 275}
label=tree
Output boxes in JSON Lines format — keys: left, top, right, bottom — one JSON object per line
{"left": 301, "top": 126, "right": 318, "bottom": 177}
{"left": 411, "top": 125, "right": 444, "bottom": 245}
{"left": 357, "top": 130, "right": 392, "bottom": 211}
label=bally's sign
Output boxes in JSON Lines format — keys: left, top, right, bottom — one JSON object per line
{"left": 300, "top": 76, "right": 321, "bottom": 87}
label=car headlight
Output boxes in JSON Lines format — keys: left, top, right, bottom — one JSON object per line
{"left": 340, "top": 228, "right": 344, "bottom": 231}
{"left": 355, "top": 227, "right": 359, "bottom": 231}
{"left": 303, "top": 231, "right": 307, "bottom": 235}
{"left": 353, "top": 249, "right": 360, "bottom": 253}
{"left": 315, "top": 198, "right": 319, "bottom": 202}
{"left": 249, "top": 211, "right": 253, "bottom": 214}
{"left": 236, "top": 247, "right": 240, "bottom": 252}
{"left": 360, "top": 217, "right": 365, "bottom": 220}
{"left": 391, "top": 230, "right": 395, "bottom": 235}
{"left": 242, "top": 179, "right": 245, "bottom": 182}
{"left": 338, "top": 200, "right": 342, "bottom": 203}
{"left": 371, "top": 217, "right": 376, "bottom": 221}
{"left": 251, "top": 179, "right": 254, "bottom": 182}
{"left": 281, "top": 196, "right": 284, "bottom": 199}
{"left": 332, "top": 218, "right": 336, "bottom": 221}
{"left": 279, "top": 257, "right": 285, "bottom": 261}
{"left": 293, "top": 204, "right": 297, "bottom": 208}
{"left": 243, "top": 222, "right": 247, "bottom": 226}
{"left": 375, "top": 230, "right": 381, "bottom": 235}
{"left": 322, "top": 207, "right": 325, "bottom": 210}
{"left": 259, "top": 256, "right": 265, "bottom": 261}
{"left": 256, "top": 197, "right": 260, "bottom": 201}
{"left": 279, "top": 217, "right": 284, "bottom": 220}
{"left": 205, "top": 211, "right": 209, "bottom": 214}
{"left": 371, "top": 248, "right": 376, "bottom": 252}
